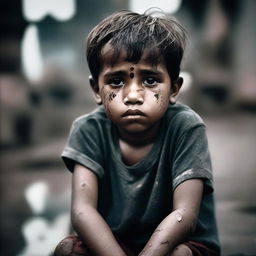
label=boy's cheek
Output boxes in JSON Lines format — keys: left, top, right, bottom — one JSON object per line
{"left": 100, "top": 87, "right": 169, "bottom": 107}
{"left": 147, "top": 89, "right": 167, "bottom": 105}
{"left": 100, "top": 87, "right": 113, "bottom": 105}
{"left": 103, "top": 88, "right": 124, "bottom": 105}
{"left": 150, "top": 88, "right": 161, "bottom": 102}
{"left": 106, "top": 91, "right": 117, "bottom": 102}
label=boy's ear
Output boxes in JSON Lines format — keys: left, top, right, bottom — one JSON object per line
{"left": 89, "top": 75, "right": 102, "bottom": 105}
{"left": 170, "top": 77, "right": 183, "bottom": 105}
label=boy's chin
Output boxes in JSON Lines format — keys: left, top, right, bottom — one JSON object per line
{"left": 117, "top": 123, "right": 152, "bottom": 135}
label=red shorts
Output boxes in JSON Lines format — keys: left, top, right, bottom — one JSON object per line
{"left": 184, "top": 241, "right": 220, "bottom": 256}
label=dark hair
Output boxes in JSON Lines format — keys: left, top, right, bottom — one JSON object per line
{"left": 86, "top": 10, "right": 187, "bottom": 82}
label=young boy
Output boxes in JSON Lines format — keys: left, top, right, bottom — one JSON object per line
{"left": 54, "top": 10, "right": 220, "bottom": 256}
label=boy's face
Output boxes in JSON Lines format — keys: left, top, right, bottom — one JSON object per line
{"left": 91, "top": 45, "right": 182, "bottom": 136}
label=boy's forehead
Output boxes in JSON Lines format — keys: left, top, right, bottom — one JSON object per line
{"left": 100, "top": 43, "right": 164, "bottom": 69}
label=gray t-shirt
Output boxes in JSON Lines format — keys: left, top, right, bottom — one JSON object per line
{"left": 62, "top": 103, "right": 220, "bottom": 253}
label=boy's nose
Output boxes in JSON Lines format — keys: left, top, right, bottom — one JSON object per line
{"left": 123, "top": 83, "right": 144, "bottom": 105}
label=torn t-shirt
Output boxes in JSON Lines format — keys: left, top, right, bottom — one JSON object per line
{"left": 62, "top": 103, "right": 220, "bottom": 253}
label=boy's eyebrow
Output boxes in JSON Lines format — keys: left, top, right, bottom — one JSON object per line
{"left": 103, "top": 69, "right": 163, "bottom": 77}
{"left": 103, "top": 70, "right": 127, "bottom": 77}
{"left": 139, "top": 69, "right": 163, "bottom": 76}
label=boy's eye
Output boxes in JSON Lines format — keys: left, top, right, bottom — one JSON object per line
{"left": 109, "top": 78, "right": 125, "bottom": 87}
{"left": 143, "top": 77, "right": 158, "bottom": 87}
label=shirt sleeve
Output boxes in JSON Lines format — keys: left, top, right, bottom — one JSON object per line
{"left": 172, "top": 123, "right": 213, "bottom": 194}
{"left": 61, "top": 117, "right": 105, "bottom": 179}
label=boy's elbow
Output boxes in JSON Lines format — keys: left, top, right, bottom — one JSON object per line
{"left": 71, "top": 204, "right": 96, "bottom": 228}
{"left": 71, "top": 207, "right": 84, "bottom": 228}
{"left": 175, "top": 208, "right": 198, "bottom": 234}
{"left": 190, "top": 216, "right": 198, "bottom": 233}
{"left": 187, "top": 212, "right": 198, "bottom": 234}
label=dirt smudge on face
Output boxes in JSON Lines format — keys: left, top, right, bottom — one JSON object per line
{"left": 154, "top": 93, "right": 159, "bottom": 100}
{"left": 153, "top": 89, "right": 161, "bottom": 101}
{"left": 108, "top": 92, "right": 116, "bottom": 101}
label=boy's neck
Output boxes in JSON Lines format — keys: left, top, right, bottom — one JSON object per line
{"left": 117, "top": 122, "right": 161, "bottom": 147}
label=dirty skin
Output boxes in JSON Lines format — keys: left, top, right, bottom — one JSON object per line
{"left": 140, "top": 240, "right": 169, "bottom": 256}
{"left": 100, "top": 87, "right": 115, "bottom": 104}
{"left": 102, "top": 89, "right": 114, "bottom": 116}
{"left": 154, "top": 93, "right": 159, "bottom": 100}
{"left": 153, "top": 89, "right": 160, "bottom": 101}
{"left": 160, "top": 240, "right": 170, "bottom": 245}
{"left": 80, "top": 183, "right": 86, "bottom": 189}
{"left": 108, "top": 92, "right": 116, "bottom": 101}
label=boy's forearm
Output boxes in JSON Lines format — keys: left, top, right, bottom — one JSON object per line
{"left": 72, "top": 205, "right": 127, "bottom": 256}
{"left": 139, "top": 208, "right": 196, "bottom": 256}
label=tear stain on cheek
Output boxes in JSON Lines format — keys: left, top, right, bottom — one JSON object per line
{"left": 108, "top": 92, "right": 116, "bottom": 101}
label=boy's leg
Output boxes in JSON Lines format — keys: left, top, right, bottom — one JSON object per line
{"left": 53, "top": 235, "right": 90, "bottom": 256}
{"left": 171, "top": 241, "right": 219, "bottom": 256}
{"left": 53, "top": 235, "right": 136, "bottom": 256}
{"left": 170, "top": 244, "right": 193, "bottom": 256}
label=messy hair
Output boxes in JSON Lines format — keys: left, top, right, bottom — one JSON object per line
{"left": 86, "top": 10, "right": 187, "bottom": 82}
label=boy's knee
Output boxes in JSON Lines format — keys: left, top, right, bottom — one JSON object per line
{"left": 170, "top": 244, "right": 193, "bottom": 256}
{"left": 53, "top": 235, "right": 89, "bottom": 256}
{"left": 54, "top": 236, "right": 74, "bottom": 256}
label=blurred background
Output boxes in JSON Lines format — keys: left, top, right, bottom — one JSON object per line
{"left": 0, "top": 0, "right": 255, "bottom": 255}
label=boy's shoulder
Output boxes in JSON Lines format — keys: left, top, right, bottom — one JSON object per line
{"left": 73, "top": 106, "right": 108, "bottom": 127}
{"left": 165, "top": 103, "right": 205, "bottom": 130}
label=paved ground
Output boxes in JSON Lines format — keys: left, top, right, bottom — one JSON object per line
{"left": 205, "top": 110, "right": 256, "bottom": 255}
{"left": 0, "top": 110, "right": 256, "bottom": 256}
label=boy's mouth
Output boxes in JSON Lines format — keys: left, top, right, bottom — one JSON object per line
{"left": 122, "top": 109, "right": 146, "bottom": 117}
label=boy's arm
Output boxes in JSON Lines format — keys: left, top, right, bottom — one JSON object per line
{"left": 139, "top": 179, "right": 204, "bottom": 256}
{"left": 71, "top": 163, "right": 127, "bottom": 256}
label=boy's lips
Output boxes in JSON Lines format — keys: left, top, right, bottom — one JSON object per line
{"left": 121, "top": 109, "right": 146, "bottom": 117}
